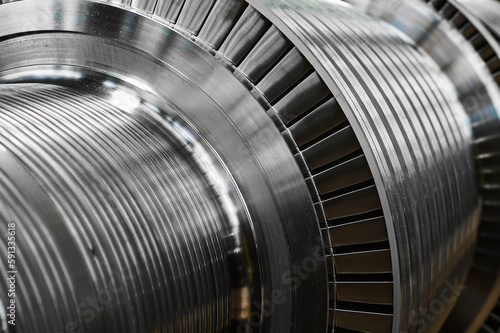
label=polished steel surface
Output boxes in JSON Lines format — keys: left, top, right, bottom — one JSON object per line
{"left": 246, "top": 0, "right": 480, "bottom": 332}
{"left": 0, "top": 1, "right": 328, "bottom": 332}
{"left": 0, "top": 0, "right": 494, "bottom": 332}
{"left": 347, "top": 1, "right": 500, "bottom": 331}
{"left": 428, "top": 1, "right": 500, "bottom": 331}
{"left": 0, "top": 83, "right": 258, "bottom": 332}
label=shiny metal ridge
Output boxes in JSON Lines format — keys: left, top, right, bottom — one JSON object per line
{"left": 427, "top": 1, "right": 500, "bottom": 330}
{"left": 345, "top": 0, "right": 500, "bottom": 331}
{"left": 0, "top": 0, "right": 486, "bottom": 332}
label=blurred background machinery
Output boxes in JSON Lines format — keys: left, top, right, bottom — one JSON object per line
{"left": 0, "top": 0, "right": 498, "bottom": 332}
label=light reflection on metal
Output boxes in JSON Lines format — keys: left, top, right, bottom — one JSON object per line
{"left": 0, "top": 0, "right": 496, "bottom": 332}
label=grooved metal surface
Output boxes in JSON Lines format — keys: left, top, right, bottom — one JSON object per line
{"left": 0, "top": 84, "right": 234, "bottom": 332}
{"left": 247, "top": 0, "right": 480, "bottom": 331}
{"left": 0, "top": 0, "right": 490, "bottom": 332}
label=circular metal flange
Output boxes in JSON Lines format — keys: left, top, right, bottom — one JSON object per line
{"left": 0, "top": 82, "right": 262, "bottom": 332}
{"left": 0, "top": 1, "right": 327, "bottom": 332}
{"left": 0, "top": 0, "right": 485, "bottom": 332}
{"left": 345, "top": 0, "right": 500, "bottom": 331}
{"left": 355, "top": 0, "right": 500, "bottom": 331}
{"left": 245, "top": 0, "right": 480, "bottom": 332}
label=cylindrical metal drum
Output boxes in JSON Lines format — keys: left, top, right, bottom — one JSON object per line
{"left": 0, "top": 0, "right": 489, "bottom": 332}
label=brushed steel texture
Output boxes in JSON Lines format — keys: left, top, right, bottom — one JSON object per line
{"left": 247, "top": 0, "right": 480, "bottom": 331}
{"left": 351, "top": 0, "right": 500, "bottom": 331}
{"left": 0, "top": 0, "right": 488, "bottom": 332}
{"left": 0, "top": 2, "right": 327, "bottom": 331}
{"left": 0, "top": 83, "right": 256, "bottom": 332}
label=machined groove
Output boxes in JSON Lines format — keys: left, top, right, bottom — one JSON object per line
{"left": 131, "top": 0, "right": 157, "bottom": 12}
{"left": 416, "top": 1, "right": 500, "bottom": 331}
{"left": 0, "top": 0, "right": 488, "bottom": 332}
{"left": 289, "top": 97, "right": 347, "bottom": 147}
{"left": 198, "top": 1, "right": 247, "bottom": 50}
{"left": 302, "top": 126, "right": 361, "bottom": 171}
{"left": 274, "top": 72, "right": 331, "bottom": 125}
{"left": 0, "top": 85, "right": 238, "bottom": 332}
{"left": 323, "top": 186, "right": 382, "bottom": 221}
{"left": 256, "top": 47, "right": 312, "bottom": 103}
{"left": 335, "top": 309, "right": 393, "bottom": 333}
{"left": 238, "top": 25, "right": 291, "bottom": 83}
{"left": 336, "top": 282, "right": 393, "bottom": 305}
{"left": 329, "top": 217, "right": 388, "bottom": 247}
{"left": 176, "top": 0, "right": 216, "bottom": 35}
{"left": 154, "top": 0, "right": 185, "bottom": 22}
{"left": 219, "top": 5, "right": 270, "bottom": 66}
{"left": 313, "top": 155, "right": 372, "bottom": 196}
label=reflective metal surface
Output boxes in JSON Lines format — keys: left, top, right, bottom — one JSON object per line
{"left": 345, "top": 1, "right": 500, "bottom": 331}
{"left": 247, "top": 1, "right": 480, "bottom": 331}
{"left": 0, "top": 83, "right": 260, "bottom": 332}
{"left": 426, "top": 1, "right": 500, "bottom": 331}
{"left": 0, "top": 1, "right": 328, "bottom": 332}
{"left": 0, "top": 0, "right": 493, "bottom": 332}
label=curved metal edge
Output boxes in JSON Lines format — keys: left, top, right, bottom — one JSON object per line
{"left": 348, "top": 1, "right": 500, "bottom": 331}
{"left": 345, "top": 1, "right": 500, "bottom": 331}
{"left": 0, "top": 1, "right": 328, "bottom": 332}
{"left": 246, "top": 1, "right": 482, "bottom": 332}
{"left": 245, "top": 1, "right": 402, "bottom": 331}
